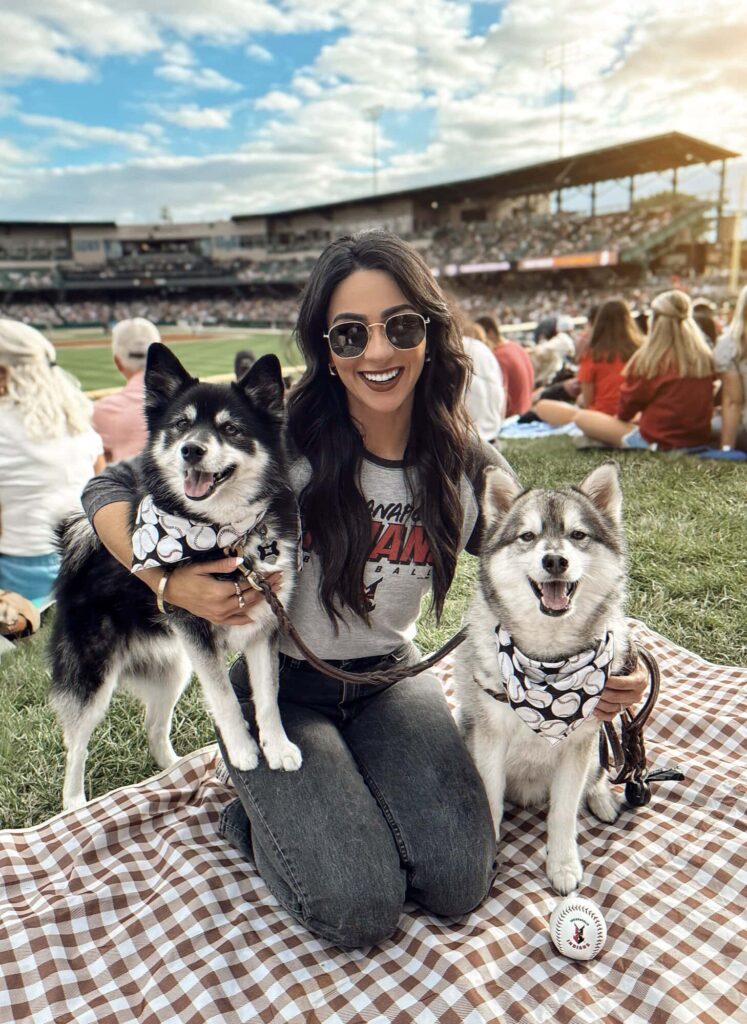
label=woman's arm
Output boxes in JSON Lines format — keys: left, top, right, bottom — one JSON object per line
{"left": 578, "top": 381, "right": 594, "bottom": 409}
{"left": 718, "top": 370, "right": 744, "bottom": 448}
{"left": 617, "top": 375, "right": 653, "bottom": 422}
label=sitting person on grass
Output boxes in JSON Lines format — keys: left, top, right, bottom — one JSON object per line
{"left": 572, "top": 290, "right": 715, "bottom": 451}
{"left": 92, "top": 317, "right": 161, "bottom": 463}
{"left": 0, "top": 320, "right": 105, "bottom": 602}
{"left": 534, "top": 298, "right": 644, "bottom": 427}
{"left": 713, "top": 284, "right": 747, "bottom": 453}
{"left": 476, "top": 313, "right": 534, "bottom": 417}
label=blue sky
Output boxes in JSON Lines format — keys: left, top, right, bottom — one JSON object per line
{"left": 0, "top": 0, "right": 744, "bottom": 224}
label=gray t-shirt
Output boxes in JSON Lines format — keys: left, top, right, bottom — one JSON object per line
{"left": 80, "top": 440, "right": 507, "bottom": 660}
{"left": 714, "top": 332, "right": 747, "bottom": 429}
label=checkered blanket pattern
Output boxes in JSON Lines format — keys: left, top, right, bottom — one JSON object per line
{"left": 1, "top": 621, "right": 745, "bottom": 1024}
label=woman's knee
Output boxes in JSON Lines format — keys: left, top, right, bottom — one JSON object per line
{"left": 251, "top": 825, "right": 406, "bottom": 948}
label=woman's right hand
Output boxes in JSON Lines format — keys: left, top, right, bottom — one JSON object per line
{"left": 160, "top": 557, "right": 282, "bottom": 626}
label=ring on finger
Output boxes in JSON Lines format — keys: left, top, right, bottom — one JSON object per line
{"left": 233, "top": 580, "right": 246, "bottom": 610}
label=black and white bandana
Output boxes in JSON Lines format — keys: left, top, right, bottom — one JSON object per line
{"left": 131, "top": 495, "right": 272, "bottom": 573}
{"left": 493, "top": 625, "right": 615, "bottom": 745}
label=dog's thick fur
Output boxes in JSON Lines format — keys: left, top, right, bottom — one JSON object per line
{"left": 50, "top": 347, "right": 302, "bottom": 810}
{"left": 454, "top": 463, "right": 631, "bottom": 894}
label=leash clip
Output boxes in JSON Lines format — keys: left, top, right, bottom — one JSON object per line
{"left": 235, "top": 558, "right": 264, "bottom": 592}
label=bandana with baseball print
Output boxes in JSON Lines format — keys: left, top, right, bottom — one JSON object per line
{"left": 130, "top": 495, "right": 277, "bottom": 573}
{"left": 491, "top": 625, "right": 615, "bottom": 745}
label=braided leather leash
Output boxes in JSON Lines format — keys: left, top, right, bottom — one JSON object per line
{"left": 599, "top": 645, "right": 684, "bottom": 805}
{"left": 236, "top": 559, "right": 467, "bottom": 687}
{"left": 238, "top": 561, "right": 684, "bottom": 800}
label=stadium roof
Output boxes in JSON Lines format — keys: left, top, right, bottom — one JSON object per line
{"left": 234, "top": 132, "right": 739, "bottom": 221}
{"left": 0, "top": 220, "right": 116, "bottom": 229}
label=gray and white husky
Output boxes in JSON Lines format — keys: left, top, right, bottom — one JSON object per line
{"left": 454, "top": 462, "right": 632, "bottom": 894}
{"left": 50, "top": 346, "right": 302, "bottom": 811}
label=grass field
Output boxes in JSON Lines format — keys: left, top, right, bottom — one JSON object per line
{"left": 53, "top": 328, "right": 299, "bottom": 392}
{"left": 1, "top": 438, "right": 744, "bottom": 829}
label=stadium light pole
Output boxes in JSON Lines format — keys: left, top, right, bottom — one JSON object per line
{"left": 544, "top": 42, "right": 584, "bottom": 159}
{"left": 367, "top": 106, "right": 384, "bottom": 197}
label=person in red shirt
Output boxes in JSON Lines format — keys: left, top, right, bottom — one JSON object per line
{"left": 476, "top": 314, "right": 534, "bottom": 416}
{"left": 573, "top": 290, "right": 715, "bottom": 450}
{"left": 534, "top": 299, "right": 643, "bottom": 425}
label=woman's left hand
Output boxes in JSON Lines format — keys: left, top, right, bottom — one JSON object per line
{"left": 594, "top": 657, "right": 649, "bottom": 722}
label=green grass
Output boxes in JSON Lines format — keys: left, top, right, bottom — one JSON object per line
{"left": 1, "top": 438, "right": 744, "bottom": 829}
{"left": 54, "top": 330, "right": 299, "bottom": 391}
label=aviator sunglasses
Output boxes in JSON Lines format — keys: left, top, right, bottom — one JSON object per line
{"left": 324, "top": 312, "right": 430, "bottom": 359}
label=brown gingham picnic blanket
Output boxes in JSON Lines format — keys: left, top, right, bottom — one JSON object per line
{"left": 1, "top": 620, "right": 745, "bottom": 1024}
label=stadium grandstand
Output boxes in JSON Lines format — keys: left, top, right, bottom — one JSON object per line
{"left": 0, "top": 132, "right": 740, "bottom": 333}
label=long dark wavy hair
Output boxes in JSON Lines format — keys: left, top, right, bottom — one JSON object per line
{"left": 288, "top": 231, "right": 472, "bottom": 625}
{"left": 588, "top": 298, "right": 644, "bottom": 363}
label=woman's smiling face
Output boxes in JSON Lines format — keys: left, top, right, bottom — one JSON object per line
{"left": 326, "top": 268, "right": 427, "bottom": 428}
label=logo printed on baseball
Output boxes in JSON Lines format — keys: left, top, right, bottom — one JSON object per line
{"left": 549, "top": 897, "right": 607, "bottom": 960}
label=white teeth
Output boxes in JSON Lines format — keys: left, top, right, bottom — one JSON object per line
{"left": 362, "top": 369, "right": 399, "bottom": 383}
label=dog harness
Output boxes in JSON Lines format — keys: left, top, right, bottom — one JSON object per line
{"left": 131, "top": 495, "right": 275, "bottom": 573}
{"left": 488, "top": 625, "right": 615, "bottom": 745}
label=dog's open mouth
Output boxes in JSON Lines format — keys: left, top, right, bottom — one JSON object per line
{"left": 183, "top": 465, "right": 236, "bottom": 500}
{"left": 529, "top": 579, "right": 578, "bottom": 616}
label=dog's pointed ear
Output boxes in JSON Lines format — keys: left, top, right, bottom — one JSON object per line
{"left": 144, "top": 344, "right": 196, "bottom": 415}
{"left": 236, "top": 353, "right": 284, "bottom": 418}
{"left": 578, "top": 461, "right": 623, "bottom": 522}
{"left": 483, "top": 465, "right": 523, "bottom": 523}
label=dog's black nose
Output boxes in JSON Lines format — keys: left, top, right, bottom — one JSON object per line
{"left": 542, "top": 553, "right": 568, "bottom": 575}
{"left": 181, "top": 443, "right": 207, "bottom": 464}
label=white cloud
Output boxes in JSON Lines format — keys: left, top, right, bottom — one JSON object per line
{"left": 0, "top": 139, "right": 24, "bottom": 164}
{"left": 255, "top": 91, "right": 301, "bottom": 112}
{"left": 246, "top": 42, "right": 273, "bottom": 62}
{"left": 0, "top": 13, "right": 91, "bottom": 81}
{"left": 156, "top": 104, "right": 233, "bottom": 129}
{"left": 17, "top": 113, "right": 153, "bottom": 152}
{"left": 155, "top": 63, "right": 242, "bottom": 91}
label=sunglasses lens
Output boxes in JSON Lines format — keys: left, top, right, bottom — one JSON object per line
{"left": 386, "top": 313, "right": 426, "bottom": 349}
{"left": 328, "top": 322, "right": 369, "bottom": 358}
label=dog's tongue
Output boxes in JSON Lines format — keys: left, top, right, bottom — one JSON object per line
{"left": 541, "top": 581, "right": 570, "bottom": 611}
{"left": 184, "top": 469, "right": 213, "bottom": 498}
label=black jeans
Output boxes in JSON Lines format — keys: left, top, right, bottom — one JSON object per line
{"left": 216, "top": 646, "right": 497, "bottom": 948}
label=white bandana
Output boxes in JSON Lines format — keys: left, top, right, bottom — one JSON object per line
{"left": 131, "top": 495, "right": 272, "bottom": 573}
{"left": 492, "top": 625, "right": 615, "bottom": 745}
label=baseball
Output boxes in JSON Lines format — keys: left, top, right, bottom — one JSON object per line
{"left": 549, "top": 897, "right": 607, "bottom": 960}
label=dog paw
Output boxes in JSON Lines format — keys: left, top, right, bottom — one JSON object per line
{"left": 587, "top": 785, "right": 622, "bottom": 824}
{"left": 263, "top": 739, "right": 303, "bottom": 772}
{"left": 546, "top": 854, "right": 583, "bottom": 895}
{"left": 228, "top": 737, "right": 260, "bottom": 772}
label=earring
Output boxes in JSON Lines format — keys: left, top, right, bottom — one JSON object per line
{"left": 424, "top": 350, "right": 431, "bottom": 363}
{"left": 328, "top": 364, "right": 338, "bottom": 376}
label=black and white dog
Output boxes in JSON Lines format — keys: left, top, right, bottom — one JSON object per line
{"left": 50, "top": 346, "right": 302, "bottom": 810}
{"left": 455, "top": 463, "right": 632, "bottom": 894}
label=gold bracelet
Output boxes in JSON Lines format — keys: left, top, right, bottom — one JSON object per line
{"left": 156, "top": 571, "right": 174, "bottom": 614}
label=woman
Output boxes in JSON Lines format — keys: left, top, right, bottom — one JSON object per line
{"left": 534, "top": 298, "right": 643, "bottom": 427}
{"left": 81, "top": 233, "right": 645, "bottom": 947}
{"left": 0, "top": 320, "right": 104, "bottom": 601}
{"left": 572, "top": 290, "right": 715, "bottom": 450}
{"left": 714, "top": 284, "right": 747, "bottom": 452}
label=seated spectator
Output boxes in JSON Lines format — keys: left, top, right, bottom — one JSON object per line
{"left": 534, "top": 299, "right": 643, "bottom": 426}
{"left": 234, "top": 348, "right": 257, "bottom": 379}
{"left": 713, "top": 284, "right": 747, "bottom": 452}
{"left": 694, "top": 311, "right": 718, "bottom": 348}
{"left": 573, "top": 290, "right": 715, "bottom": 450}
{"left": 476, "top": 314, "right": 534, "bottom": 417}
{"left": 0, "top": 320, "right": 104, "bottom": 601}
{"left": 528, "top": 315, "right": 577, "bottom": 388}
{"left": 92, "top": 318, "right": 161, "bottom": 463}
{"left": 460, "top": 319, "right": 505, "bottom": 444}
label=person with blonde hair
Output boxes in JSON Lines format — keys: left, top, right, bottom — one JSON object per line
{"left": 534, "top": 298, "right": 643, "bottom": 427}
{"left": 572, "top": 290, "right": 715, "bottom": 450}
{"left": 0, "top": 320, "right": 105, "bottom": 601}
{"left": 714, "top": 284, "right": 747, "bottom": 452}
